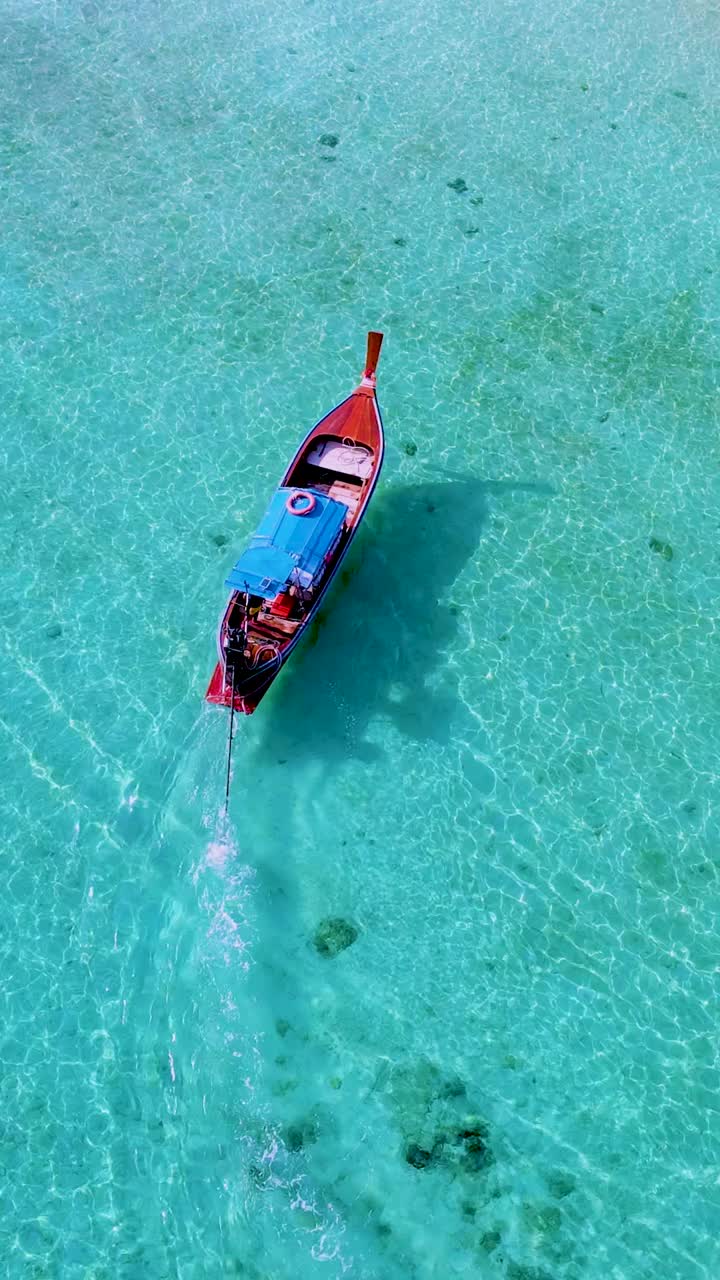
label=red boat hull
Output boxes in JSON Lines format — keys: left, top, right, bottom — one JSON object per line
{"left": 205, "top": 334, "right": 385, "bottom": 715}
{"left": 205, "top": 659, "right": 265, "bottom": 714}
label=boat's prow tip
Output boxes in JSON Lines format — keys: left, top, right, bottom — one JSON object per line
{"left": 364, "top": 330, "right": 383, "bottom": 378}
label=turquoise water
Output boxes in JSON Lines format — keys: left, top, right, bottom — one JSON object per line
{"left": 1, "top": 0, "right": 719, "bottom": 1274}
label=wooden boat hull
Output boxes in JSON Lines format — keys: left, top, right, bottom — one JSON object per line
{"left": 205, "top": 335, "right": 385, "bottom": 714}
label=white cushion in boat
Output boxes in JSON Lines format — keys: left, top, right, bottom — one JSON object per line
{"left": 306, "top": 440, "right": 372, "bottom": 479}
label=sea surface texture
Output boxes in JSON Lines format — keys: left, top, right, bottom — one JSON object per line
{"left": 1, "top": 0, "right": 719, "bottom": 1275}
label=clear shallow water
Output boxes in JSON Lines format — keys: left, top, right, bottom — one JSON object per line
{"left": 1, "top": 0, "right": 719, "bottom": 1275}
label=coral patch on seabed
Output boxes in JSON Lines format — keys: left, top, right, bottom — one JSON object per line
{"left": 649, "top": 536, "right": 673, "bottom": 561}
{"left": 385, "top": 1058, "right": 496, "bottom": 1188}
{"left": 506, "top": 1264, "right": 556, "bottom": 1280}
{"left": 312, "top": 916, "right": 359, "bottom": 957}
{"left": 284, "top": 1115, "right": 319, "bottom": 1152}
{"left": 404, "top": 1142, "right": 436, "bottom": 1169}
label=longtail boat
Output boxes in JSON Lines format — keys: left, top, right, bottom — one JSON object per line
{"left": 206, "top": 331, "right": 385, "bottom": 742}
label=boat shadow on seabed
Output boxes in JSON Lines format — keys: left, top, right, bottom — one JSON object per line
{"left": 252, "top": 474, "right": 546, "bottom": 766}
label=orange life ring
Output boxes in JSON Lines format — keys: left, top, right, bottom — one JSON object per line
{"left": 286, "top": 490, "right": 316, "bottom": 516}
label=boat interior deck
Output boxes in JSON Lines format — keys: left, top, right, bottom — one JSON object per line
{"left": 223, "top": 433, "right": 373, "bottom": 659}
{"left": 252, "top": 612, "right": 302, "bottom": 640}
{"left": 291, "top": 461, "right": 364, "bottom": 517}
{"left": 289, "top": 436, "right": 374, "bottom": 521}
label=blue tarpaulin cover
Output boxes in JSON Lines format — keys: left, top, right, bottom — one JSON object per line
{"left": 225, "top": 488, "right": 347, "bottom": 598}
